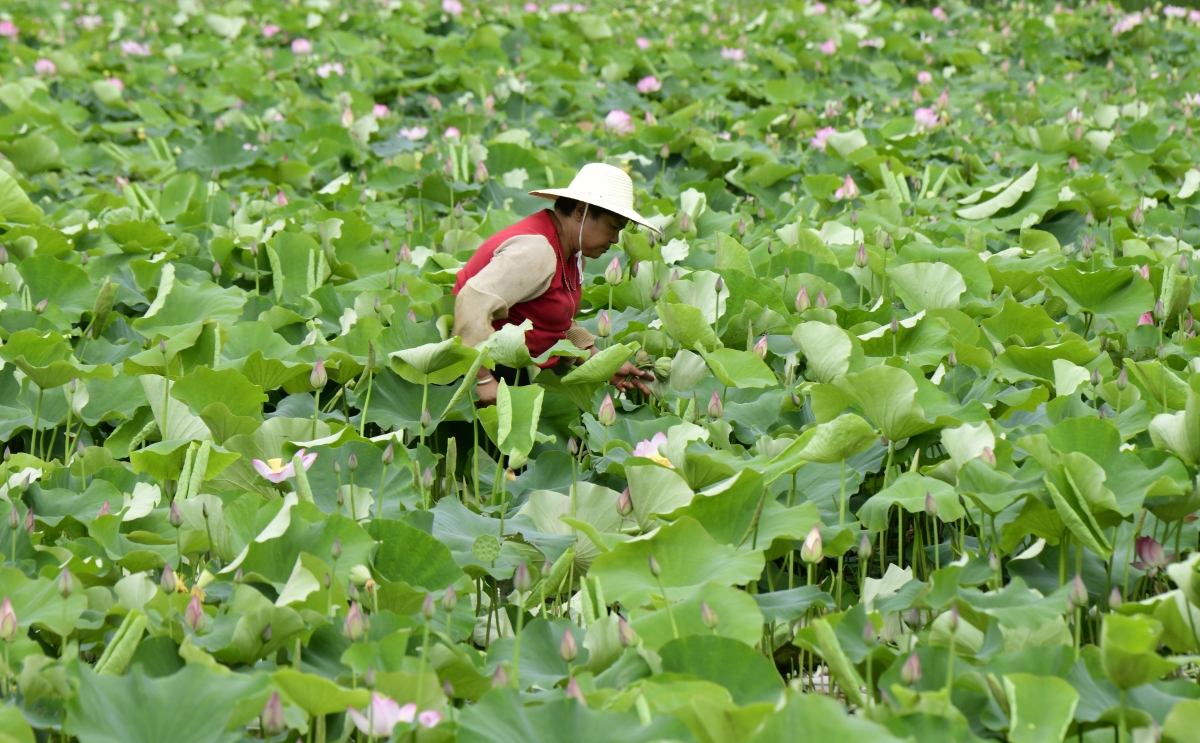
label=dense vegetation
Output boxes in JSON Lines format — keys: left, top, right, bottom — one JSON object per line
{"left": 0, "top": 0, "right": 1199, "bottom": 740}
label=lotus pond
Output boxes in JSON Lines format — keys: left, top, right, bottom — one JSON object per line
{"left": 1, "top": 0, "right": 1200, "bottom": 741}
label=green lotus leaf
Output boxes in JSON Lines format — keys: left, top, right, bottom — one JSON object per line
{"left": 389, "top": 337, "right": 478, "bottom": 385}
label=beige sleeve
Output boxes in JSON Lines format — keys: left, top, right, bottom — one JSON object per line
{"left": 566, "top": 321, "right": 595, "bottom": 351}
{"left": 452, "top": 234, "right": 557, "bottom": 348}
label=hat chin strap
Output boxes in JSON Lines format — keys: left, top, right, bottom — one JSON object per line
{"left": 578, "top": 202, "right": 589, "bottom": 254}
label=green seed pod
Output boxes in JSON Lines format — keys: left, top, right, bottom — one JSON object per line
{"left": 653, "top": 357, "right": 672, "bottom": 381}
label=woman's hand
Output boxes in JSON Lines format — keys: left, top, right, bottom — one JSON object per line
{"left": 475, "top": 373, "right": 499, "bottom": 407}
{"left": 609, "top": 361, "right": 654, "bottom": 396}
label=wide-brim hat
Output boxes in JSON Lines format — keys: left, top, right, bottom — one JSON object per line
{"left": 529, "top": 163, "right": 661, "bottom": 234}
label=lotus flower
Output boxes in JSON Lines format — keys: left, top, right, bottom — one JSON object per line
{"left": 76, "top": 15, "right": 103, "bottom": 30}
{"left": 819, "top": 39, "right": 838, "bottom": 55}
{"left": 443, "top": 0, "right": 464, "bottom": 14}
{"left": 525, "top": 2, "right": 539, "bottom": 11}
{"left": 444, "top": 126, "right": 461, "bottom": 139}
{"left": 34, "top": 58, "right": 56, "bottom": 75}
{"left": 399, "top": 125, "right": 428, "bottom": 141}
{"left": 0, "top": 21, "right": 18, "bottom": 39}
{"left": 811, "top": 2, "right": 827, "bottom": 13}
{"left": 0, "top": 598, "right": 18, "bottom": 642}
{"left": 1132, "top": 536, "right": 1174, "bottom": 575}
{"left": 917, "top": 70, "right": 932, "bottom": 85}
{"left": 636, "top": 37, "right": 651, "bottom": 50}
{"left": 632, "top": 432, "right": 671, "bottom": 467}
{"left": 291, "top": 38, "right": 312, "bottom": 55}
{"left": 637, "top": 75, "right": 662, "bottom": 94}
{"left": 915, "top": 107, "right": 940, "bottom": 129}
{"left": 810, "top": 126, "right": 837, "bottom": 152}
{"left": 841, "top": 174, "right": 860, "bottom": 200}
{"left": 1138, "top": 311, "right": 1154, "bottom": 326}
{"left": 106, "top": 77, "right": 125, "bottom": 92}
{"left": 347, "top": 694, "right": 407, "bottom": 737}
{"left": 605, "top": 110, "right": 634, "bottom": 136}
{"left": 252, "top": 449, "right": 317, "bottom": 483}
{"left": 341, "top": 107, "right": 355, "bottom": 128}
{"left": 720, "top": 47, "right": 746, "bottom": 61}
{"left": 262, "top": 24, "right": 281, "bottom": 37}
{"left": 120, "top": 40, "right": 151, "bottom": 56}
{"left": 931, "top": 6, "right": 947, "bottom": 21}
{"left": 417, "top": 710, "right": 441, "bottom": 727}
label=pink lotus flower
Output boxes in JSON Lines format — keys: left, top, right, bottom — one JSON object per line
{"left": 1164, "top": 5, "right": 1188, "bottom": 18}
{"left": 819, "top": 39, "right": 838, "bottom": 55}
{"left": 811, "top": 2, "right": 827, "bottom": 14}
{"left": 262, "top": 24, "right": 281, "bottom": 37}
{"left": 932, "top": 6, "right": 947, "bottom": 21}
{"left": 417, "top": 710, "right": 441, "bottom": 727}
{"left": 291, "top": 38, "right": 312, "bottom": 55}
{"left": 525, "top": 2, "right": 539, "bottom": 10}
{"left": 276, "top": 189, "right": 289, "bottom": 206}
{"left": 76, "top": 15, "right": 102, "bottom": 30}
{"left": 341, "top": 107, "right": 355, "bottom": 128}
{"left": 605, "top": 109, "right": 634, "bottom": 135}
{"left": 720, "top": 47, "right": 745, "bottom": 61}
{"left": 347, "top": 694, "right": 407, "bottom": 737}
{"left": 106, "top": 77, "right": 125, "bottom": 91}
{"left": 636, "top": 75, "right": 662, "bottom": 94}
{"left": 636, "top": 37, "right": 651, "bottom": 50}
{"left": 917, "top": 70, "right": 933, "bottom": 85}
{"left": 443, "top": 0, "right": 464, "bottom": 15}
{"left": 399, "top": 126, "right": 428, "bottom": 141}
{"left": 1190, "top": 9, "right": 1200, "bottom": 23}
{"left": 444, "top": 126, "right": 461, "bottom": 139}
{"left": 316, "top": 62, "right": 345, "bottom": 78}
{"left": 632, "top": 432, "right": 668, "bottom": 460}
{"left": 1138, "top": 312, "right": 1154, "bottom": 326}
{"left": 810, "top": 126, "right": 837, "bottom": 151}
{"left": 914, "top": 107, "right": 940, "bottom": 129}
{"left": 34, "top": 58, "right": 56, "bottom": 75}
{"left": 550, "top": 2, "right": 571, "bottom": 12}
{"left": 841, "top": 174, "right": 860, "bottom": 200}
{"left": 0, "top": 21, "right": 17, "bottom": 40}
{"left": 1131, "top": 536, "right": 1174, "bottom": 575}
{"left": 372, "top": 104, "right": 390, "bottom": 119}
{"left": 252, "top": 449, "right": 317, "bottom": 483}
{"left": 120, "top": 40, "right": 151, "bottom": 56}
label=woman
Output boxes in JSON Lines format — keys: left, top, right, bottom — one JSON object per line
{"left": 452, "top": 163, "right": 657, "bottom": 406}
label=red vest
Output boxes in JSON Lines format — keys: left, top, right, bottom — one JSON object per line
{"left": 452, "top": 210, "right": 581, "bottom": 367}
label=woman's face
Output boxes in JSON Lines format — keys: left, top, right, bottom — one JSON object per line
{"left": 572, "top": 205, "right": 629, "bottom": 259}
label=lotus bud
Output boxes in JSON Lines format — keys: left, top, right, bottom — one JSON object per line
{"left": 753, "top": 335, "right": 768, "bottom": 359}
{"left": 816, "top": 290, "right": 828, "bottom": 309}
{"left": 680, "top": 212, "right": 690, "bottom": 232}
{"left": 57, "top": 569, "right": 74, "bottom": 599}
{"left": 660, "top": 143, "right": 670, "bottom": 160}
{"left": 185, "top": 594, "right": 205, "bottom": 632}
{"left": 568, "top": 437, "right": 579, "bottom": 457}
{"left": 648, "top": 555, "right": 661, "bottom": 578}
{"left": 334, "top": 461, "right": 342, "bottom": 477}
{"left": 212, "top": 261, "right": 222, "bottom": 278}
{"left": 900, "top": 652, "right": 922, "bottom": 686}
{"left": 422, "top": 592, "right": 436, "bottom": 621}
{"left": 161, "top": 564, "right": 176, "bottom": 593}
{"left": 1090, "top": 368, "right": 1101, "bottom": 389}
{"left": 491, "top": 665, "right": 509, "bottom": 689}
{"left": 924, "top": 492, "right": 938, "bottom": 518}
{"left": 1159, "top": 344, "right": 1167, "bottom": 361}
{"left": 700, "top": 601, "right": 718, "bottom": 629}
{"left": 1155, "top": 298, "right": 1166, "bottom": 322}
{"left": 311, "top": 357, "right": 328, "bottom": 389}
{"left": 98, "top": 501, "right": 111, "bottom": 517}
{"left": 842, "top": 174, "right": 860, "bottom": 200}
{"left": 443, "top": 679, "right": 455, "bottom": 697}
{"left": 859, "top": 533, "right": 873, "bottom": 560}
{"left": 855, "top": 243, "right": 868, "bottom": 268}
{"left": 791, "top": 392, "right": 802, "bottom": 407}
{"left": 34, "top": 298, "right": 47, "bottom": 314}
{"left": 2, "top": 447, "right": 8, "bottom": 462}
{"left": 883, "top": 233, "right": 893, "bottom": 250}
{"left": 891, "top": 315, "right": 900, "bottom": 335}
{"left": 598, "top": 394, "right": 617, "bottom": 426}
{"left": 1132, "top": 206, "right": 1145, "bottom": 228}
{"left": 801, "top": 525, "right": 823, "bottom": 564}
{"left": 947, "top": 352, "right": 957, "bottom": 368}
{"left": 442, "top": 585, "right": 457, "bottom": 613}
{"left": 23, "top": 508, "right": 34, "bottom": 535}
{"left": 596, "top": 310, "right": 612, "bottom": 338}
{"left": 323, "top": 572, "right": 331, "bottom": 589}
{"left": 1069, "top": 573, "right": 1089, "bottom": 610}
{"left": 714, "top": 275, "right": 724, "bottom": 293}
{"left": 670, "top": 269, "right": 681, "bottom": 282}
{"left": 169, "top": 501, "right": 183, "bottom": 529}
{"left": 331, "top": 537, "right": 342, "bottom": 560}
{"left": 0, "top": 246, "right": 6, "bottom": 265}
{"left": 262, "top": 623, "right": 272, "bottom": 642}
{"left": 1086, "top": 210, "right": 1095, "bottom": 227}
{"left": 707, "top": 390, "right": 723, "bottom": 419}
{"left": 514, "top": 560, "right": 533, "bottom": 594}
{"left": 617, "top": 488, "right": 634, "bottom": 517}
{"left": 343, "top": 602, "right": 366, "bottom": 641}
{"left": 566, "top": 676, "right": 587, "bottom": 704}
{"left": 1109, "top": 587, "right": 1123, "bottom": 609}
{"left": 1081, "top": 240, "right": 1092, "bottom": 260}
{"left": 988, "top": 550, "right": 1001, "bottom": 573}
{"left": 0, "top": 598, "right": 17, "bottom": 643}
{"left": 422, "top": 467, "right": 434, "bottom": 491}
{"left": 382, "top": 442, "right": 395, "bottom": 466}
{"left": 617, "top": 615, "right": 638, "bottom": 647}
{"left": 650, "top": 280, "right": 663, "bottom": 302}
{"left": 862, "top": 620, "right": 877, "bottom": 645}
{"left": 1188, "top": 310, "right": 1196, "bottom": 332}
{"left": 947, "top": 604, "right": 960, "bottom": 632}
{"left": 979, "top": 446, "right": 996, "bottom": 467}
{"left": 7, "top": 508, "right": 18, "bottom": 533}
{"left": 604, "top": 256, "right": 623, "bottom": 285}
{"left": 737, "top": 219, "right": 746, "bottom": 237}
{"left": 559, "top": 630, "right": 578, "bottom": 662}
{"left": 1116, "top": 368, "right": 1128, "bottom": 391}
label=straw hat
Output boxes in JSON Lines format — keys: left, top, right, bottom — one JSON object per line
{"left": 529, "top": 163, "right": 660, "bottom": 234}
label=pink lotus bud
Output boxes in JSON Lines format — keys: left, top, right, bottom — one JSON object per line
{"left": 617, "top": 615, "right": 638, "bottom": 647}
{"left": 1068, "top": 573, "right": 1089, "bottom": 610}
{"left": 924, "top": 492, "right": 938, "bottom": 518}
{"left": 185, "top": 594, "right": 205, "bottom": 632}
{"left": 559, "top": 630, "right": 578, "bottom": 662}
{"left": 979, "top": 446, "right": 996, "bottom": 466}
{"left": 855, "top": 243, "right": 868, "bottom": 268}
{"left": 422, "top": 592, "right": 436, "bottom": 620}
{"left": 57, "top": 569, "right": 74, "bottom": 599}
{"left": 596, "top": 310, "right": 611, "bottom": 338}
{"left": 1109, "top": 587, "right": 1123, "bottom": 609}
{"left": 442, "top": 585, "right": 457, "bottom": 613}
{"left": 491, "top": 665, "right": 509, "bottom": 688}
{"left": 168, "top": 501, "right": 183, "bottom": 529}
{"left": 859, "top": 534, "right": 873, "bottom": 560}
{"left": 617, "top": 488, "right": 633, "bottom": 517}
{"left": 23, "top": 507, "right": 33, "bottom": 535}
{"left": 816, "top": 290, "right": 828, "bottom": 309}
{"left": 0, "top": 598, "right": 18, "bottom": 643}
{"left": 474, "top": 160, "right": 488, "bottom": 184}
{"left": 647, "top": 555, "right": 662, "bottom": 578}
{"left": 707, "top": 390, "right": 723, "bottom": 419}
{"left": 514, "top": 560, "right": 533, "bottom": 593}
{"left": 1131, "top": 206, "right": 1145, "bottom": 228}
{"left": 842, "top": 174, "right": 860, "bottom": 200}
{"left": 796, "top": 285, "right": 810, "bottom": 312}
{"left": 566, "top": 676, "right": 587, "bottom": 704}
{"left": 161, "top": 565, "right": 176, "bottom": 593}
{"left": 900, "top": 652, "right": 922, "bottom": 686}
{"left": 604, "top": 256, "right": 623, "bottom": 285}
{"left": 801, "top": 526, "right": 823, "bottom": 564}
{"left": 700, "top": 602, "right": 718, "bottom": 629}
{"left": 276, "top": 189, "right": 289, "bottom": 207}
{"left": 311, "top": 358, "right": 328, "bottom": 389}
{"left": 343, "top": 602, "right": 366, "bottom": 642}
{"left": 261, "top": 692, "right": 286, "bottom": 737}
{"left": 598, "top": 394, "right": 617, "bottom": 426}
{"left": 753, "top": 335, "right": 768, "bottom": 360}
